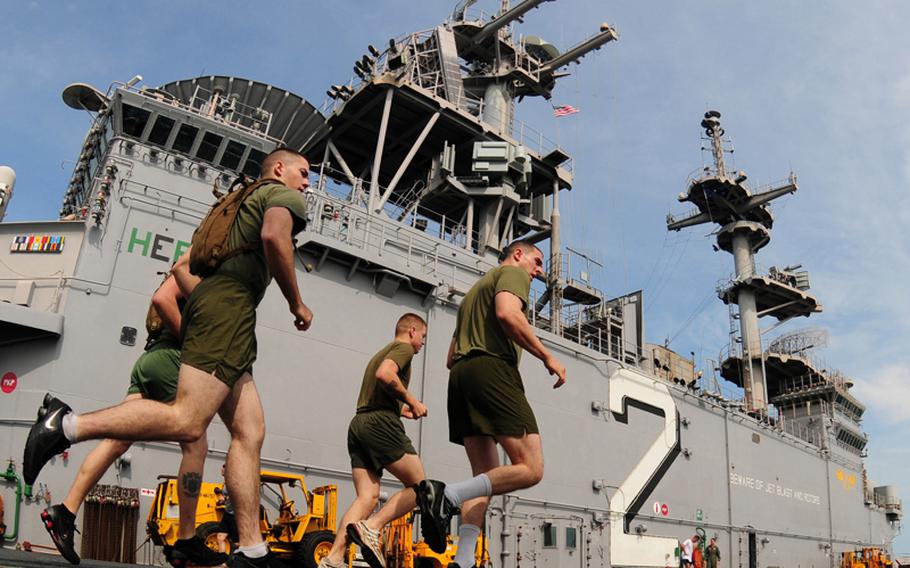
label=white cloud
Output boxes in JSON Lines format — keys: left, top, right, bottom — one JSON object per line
{"left": 852, "top": 364, "right": 910, "bottom": 424}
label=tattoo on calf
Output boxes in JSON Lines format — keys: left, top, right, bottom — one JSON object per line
{"left": 181, "top": 472, "right": 202, "bottom": 497}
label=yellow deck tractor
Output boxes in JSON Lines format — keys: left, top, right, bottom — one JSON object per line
{"left": 147, "top": 470, "right": 337, "bottom": 568}
{"left": 841, "top": 547, "right": 894, "bottom": 568}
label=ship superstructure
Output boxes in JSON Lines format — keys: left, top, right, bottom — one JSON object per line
{"left": 0, "top": 2, "right": 901, "bottom": 567}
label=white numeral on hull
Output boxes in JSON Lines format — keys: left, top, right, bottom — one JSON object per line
{"left": 609, "top": 368, "right": 680, "bottom": 567}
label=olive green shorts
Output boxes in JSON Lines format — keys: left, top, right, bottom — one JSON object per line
{"left": 347, "top": 410, "right": 417, "bottom": 475}
{"left": 180, "top": 275, "right": 257, "bottom": 388}
{"left": 447, "top": 354, "right": 539, "bottom": 445}
{"left": 127, "top": 339, "right": 181, "bottom": 402}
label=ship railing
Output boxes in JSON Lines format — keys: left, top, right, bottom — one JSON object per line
{"left": 770, "top": 368, "right": 854, "bottom": 397}
{"left": 304, "top": 187, "right": 491, "bottom": 294}
{"left": 780, "top": 419, "right": 822, "bottom": 447}
{"left": 124, "top": 83, "right": 278, "bottom": 144}
{"left": 666, "top": 205, "right": 707, "bottom": 228}
{"left": 526, "top": 288, "right": 643, "bottom": 366}
{"left": 716, "top": 261, "right": 774, "bottom": 288}
{"left": 322, "top": 32, "right": 573, "bottom": 174}
{"left": 314, "top": 165, "right": 484, "bottom": 251}
{"left": 719, "top": 341, "right": 829, "bottom": 377}
{"left": 513, "top": 42, "right": 544, "bottom": 81}
{"left": 456, "top": 7, "right": 495, "bottom": 24}
{"left": 696, "top": 369, "right": 831, "bottom": 447}
{"left": 749, "top": 173, "right": 798, "bottom": 198}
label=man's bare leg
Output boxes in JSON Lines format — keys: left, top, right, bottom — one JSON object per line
{"left": 488, "top": 433, "right": 544, "bottom": 493}
{"left": 450, "top": 434, "right": 543, "bottom": 568}
{"left": 73, "top": 365, "right": 230, "bottom": 443}
{"left": 217, "top": 373, "right": 266, "bottom": 548}
{"left": 324, "top": 468, "right": 381, "bottom": 564}
{"left": 458, "top": 437, "right": 500, "bottom": 527}
{"left": 456, "top": 433, "right": 543, "bottom": 524}
{"left": 362, "top": 454, "right": 425, "bottom": 530}
{"left": 177, "top": 433, "right": 210, "bottom": 539}
{"left": 60, "top": 394, "right": 142, "bottom": 515}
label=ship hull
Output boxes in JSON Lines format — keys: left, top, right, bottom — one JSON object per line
{"left": 0, "top": 186, "right": 896, "bottom": 567}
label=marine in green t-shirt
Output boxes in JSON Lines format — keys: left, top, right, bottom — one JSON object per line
{"left": 216, "top": 181, "right": 308, "bottom": 303}
{"left": 22, "top": 149, "right": 317, "bottom": 568}
{"left": 451, "top": 264, "right": 531, "bottom": 365}
{"left": 356, "top": 341, "right": 415, "bottom": 414}
{"left": 181, "top": 153, "right": 312, "bottom": 387}
{"left": 414, "top": 240, "right": 568, "bottom": 564}
{"left": 321, "top": 314, "right": 432, "bottom": 568}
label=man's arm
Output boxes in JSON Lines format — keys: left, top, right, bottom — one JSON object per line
{"left": 151, "top": 276, "right": 184, "bottom": 336}
{"left": 495, "top": 291, "right": 566, "bottom": 388}
{"left": 375, "top": 359, "right": 427, "bottom": 418}
{"left": 261, "top": 206, "right": 313, "bottom": 331}
{"left": 446, "top": 335, "right": 456, "bottom": 370}
{"left": 170, "top": 248, "right": 201, "bottom": 299}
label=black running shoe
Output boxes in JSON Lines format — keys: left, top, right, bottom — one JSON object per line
{"left": 41, "top": 504, "right": 80, "bottom": 564}
{"left": 23, "top": 395, "right": 72, "bottom": 485}
{"left": 415, "top": 479, "right": 456, "bottom": 554}
{"left": 172, "top": 536, "right": 229, "bottom": 566}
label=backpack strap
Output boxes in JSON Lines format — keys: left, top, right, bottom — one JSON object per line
{"left": 208, "top": 177, "right": 284, "bottom": 267}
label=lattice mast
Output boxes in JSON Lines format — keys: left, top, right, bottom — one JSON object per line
{"left": 667, "top": 111, "right": 802, "bottom": 412}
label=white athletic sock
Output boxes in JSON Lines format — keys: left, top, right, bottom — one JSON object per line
{"left": 443, "top": 473, "right": 492, "bottom": 507}
{"left": 62, "top": 414, "right": 77, "bottom": 443}
{"left": 453, "top": 523, "right": 481, "bottom": 567}
{"left": 238, "top": 542, "right": 268, "bottom": 558}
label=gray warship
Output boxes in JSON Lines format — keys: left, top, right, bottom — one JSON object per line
{"left": 0, "top": 1, "right": 902, "bottom": 567}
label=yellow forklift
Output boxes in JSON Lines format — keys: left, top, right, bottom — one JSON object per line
{"left": 841, "top": 547, "right": 894, "bottom": 568}
{"left": 147, "top": 469, "right": 337, "bottom": 568}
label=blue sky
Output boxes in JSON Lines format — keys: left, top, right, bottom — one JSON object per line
{"left": 2, "top": 0, "right": 907, "bottom": 554}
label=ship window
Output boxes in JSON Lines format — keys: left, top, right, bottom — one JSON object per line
{"left": 100, "top": 116, "right": 114, "bottom": 155}
{"left": 173, "top": 124, "right": 199, "bottom": 154}
{"left": 88, "top": 154, "right": 99, "bottom": 177}
{"left": 148, "top": 115, "right": 176, "bottom": 146}
{"left": 542, "top": 522, "right": 557, "bottom": 548}
{"left": 220, "top": 140, "right": 247, "bottom": 171}
{"left": 121, "top": 104, "right": 151, "bottom": 138}
{"left": 565, "top": 527, "right": 577, "bottom": 549}
{"left": 243, "top": 148, "right": 267, "bottom": 177}
{"left": 196, "top": 132, "right": 223, "bottom": 163}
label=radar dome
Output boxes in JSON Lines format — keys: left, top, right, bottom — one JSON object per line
{"left": 0, "top": 165, "right": 16, "bottom": 222}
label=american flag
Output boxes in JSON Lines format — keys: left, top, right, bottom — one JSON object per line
{"left": 553, "top": 104, "right": 579, "bottom": 117}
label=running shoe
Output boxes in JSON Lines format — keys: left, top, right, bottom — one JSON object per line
{"left": 415, "top": 479, "right": 457, "bottom": 554}
{"left": 346, "top": 521, "right": 385, "bottom": 568}
{"left": 24, "top": 395, "right": 73, "bottom": 485}
{"left": 172, "top": 536, "right": 229, "bottom": 566}
{"left": 41, "top": 504, "right": 80, "bottom": 564}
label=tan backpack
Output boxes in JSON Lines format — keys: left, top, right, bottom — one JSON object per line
{"left": 188, "top": 176, "right": 279, "bottom": 277}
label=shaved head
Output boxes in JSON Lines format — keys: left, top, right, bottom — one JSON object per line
{"left": 261, "top": 148, "right": 308, "bottom": 174}
{"left": 395, "top": 313, "right": 427, "bottom": 335}
{"left": 502, "top": 239, "right": 541, "bottom": 261}
{"left": 261, "top": 148, "right": 311, "bottom": 192}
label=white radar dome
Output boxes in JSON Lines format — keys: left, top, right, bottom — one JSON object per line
{"left": 0, "top": 165, "right": 16, "bottom": 222}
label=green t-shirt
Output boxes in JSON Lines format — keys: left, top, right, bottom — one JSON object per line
{"left": 215, "top": 182, "right": 308, "bottom": 303}
{"left": 356, "top": 341, "right": 415, "bottom": 414}
{"left": 453, "top": 264, "right": 530, "bottom": 365}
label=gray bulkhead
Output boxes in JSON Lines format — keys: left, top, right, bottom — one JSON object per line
{"left": 0, "top": 79, "right": 899, "bottom": 568}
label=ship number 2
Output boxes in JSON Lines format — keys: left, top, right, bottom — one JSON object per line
{"left": 608, "top": 368, "right": 681, "bottom": 567}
